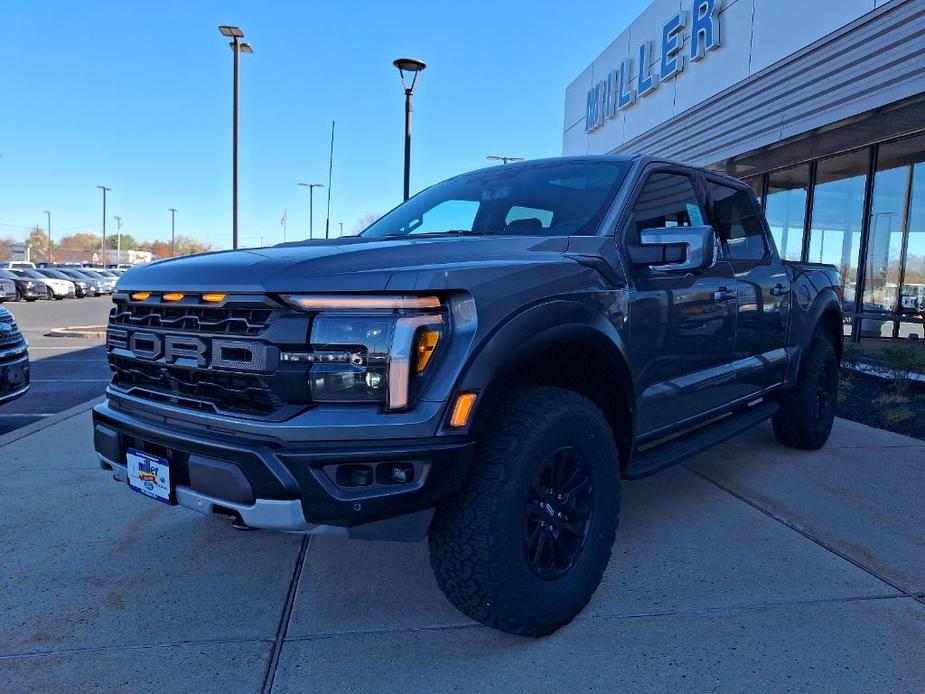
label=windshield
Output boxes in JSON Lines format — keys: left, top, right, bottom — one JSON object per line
{"left": 0, "top": 270, "right": 17, "bottom": 280}
{"left": 18, "top": 269, "right": 44, "bottom": 279}
{"left": 361, "top": 160, "right": 631, "bottom": 238}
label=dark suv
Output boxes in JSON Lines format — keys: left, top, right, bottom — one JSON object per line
{"left": 0, "top": 306, "right": 30, "bottom": 405}
{"left": 93, "top": 156, "right": 842, "bottom": 636}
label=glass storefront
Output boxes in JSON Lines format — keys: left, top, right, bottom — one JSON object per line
{"left": 745, "top": 132, "right": 925, "bottom": 343}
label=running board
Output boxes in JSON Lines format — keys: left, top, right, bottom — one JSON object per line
{"left": 623, "top": 401, "right": 779, "bottom": 480}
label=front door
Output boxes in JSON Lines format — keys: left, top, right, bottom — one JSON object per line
{"left": 625, "top": 170, "right": 739, "bottom": 436}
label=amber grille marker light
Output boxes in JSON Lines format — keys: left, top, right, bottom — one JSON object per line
{"left": 414, "top": 328, "right": 441, "bottom": 373}
{"left": 163, "top": 292, "right": 185, "bottom": 302}
{"left": 449, "top": 392, "right": 477, "bottom": 428}
{"left": 202, "top": 293, "right": 226, "bottom": 303}
{"left": 131, "top": 292, "right": 151, "bottom": 301}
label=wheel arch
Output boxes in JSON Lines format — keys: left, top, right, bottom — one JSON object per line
{"left": 453, "top": 299, "right": 636, "bottom": 468}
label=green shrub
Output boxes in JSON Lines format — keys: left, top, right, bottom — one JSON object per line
{"left": 878, "top": 345, "right": 925, "bottom": 395}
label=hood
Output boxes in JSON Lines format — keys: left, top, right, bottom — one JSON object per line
{"left": 118, "top": 235, "right": 572, "bottom": 293}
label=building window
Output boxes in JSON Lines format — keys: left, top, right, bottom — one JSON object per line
{"left": 870, "top": 134, "right": 925, "bottom": 341}
{"left": 766, "top": 165, "right": 809, "bottom": 261}
{"left": 808, "top": 149, "right": 869, "bottom": 335}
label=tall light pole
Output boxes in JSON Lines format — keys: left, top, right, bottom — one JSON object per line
{"left": 339, "top": 222, "right": 344, "bottom": 237}
{"left": 393, "top": 58, "right": 426, "bottom": 201}
{"left": 97, "top": 186, "right": 111, "bottom": 266}
{"left": 43, "top": 210, "right": 51, "bottom": 262}
{"left": 114, "top": 215, "right": 123, "bottom": 265}
{"left": 298, "top": 183, "right": 324, "bottom": 239}
{"left": 487, "top": 155, "right": 525, "bottom": 164}
{"left": 169, "top": 208, "right": 177, "bottom": 256}
{"left": 219, "top": 25, "right": 252, "bottom": 250}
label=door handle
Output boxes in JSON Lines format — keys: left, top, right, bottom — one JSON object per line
{"left": 712, "top": 287, "right": 736, "bottom": 302}
{"left": 770, "top": 283, "right": 791, "bottom": 297}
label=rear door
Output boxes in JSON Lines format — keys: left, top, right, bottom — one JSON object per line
{"left": 624, "top": 169, "right": 739, "bottom": 436}
{"left": 705, "top": 179, "right": 790, "bottom": 392}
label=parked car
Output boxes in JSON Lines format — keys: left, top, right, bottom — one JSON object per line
{"left": 0, "top": 305, "right": 29, "bottom": 405}
{"left": 0, "top": 261, "right": 36, "bottom": 270}
{"left": 0, "top": 269, "right": 47, "bottom": 302}
{"left": 56, "top": 269, "right": 103, "bottom": 296}
{"left": 77, "top": 269, "right": 116, "bottom": 294}
{"left": 0, "top": 276, "right": 14, "bottom": 303}
{"left": 94, "top": 155, "right": 843, "bottom": 637}
{"left": 35, "top": 268, "right": 85, "bottom": 297}
{"left": 9, "top": 268, "right": 74, "bottom": 300}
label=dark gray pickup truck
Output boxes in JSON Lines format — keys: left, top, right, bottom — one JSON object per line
{"left": 94, "top": 155, "right": 842, "bottom": 636}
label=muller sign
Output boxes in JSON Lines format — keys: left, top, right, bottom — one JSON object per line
{"left": 585, "top": 0, "right": 723, "bottom": 133}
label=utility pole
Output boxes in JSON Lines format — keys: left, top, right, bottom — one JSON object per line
{"left": 169, "top": 208, "right": 177, "bottom": 257}
{"left": 114, "top": 216, "right": 123, "bottom": 265}
{"left": 97, "top": 186, "right": 111, "bottom": 266}
{"left": 298, "top": 183, "right": 324, "bottom": 239}
{"left": 43, "top": 210, "right": 51, "bottom": 262}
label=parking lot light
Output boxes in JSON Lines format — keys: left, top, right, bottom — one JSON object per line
{"left": 393, "top": 58, "right": 426, "bottom": 201}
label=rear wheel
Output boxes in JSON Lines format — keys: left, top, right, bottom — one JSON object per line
{"left": 772, "top": 333, "right": 839, "bottom": 449}
{"left": 428, "top": 386, "right": 620, "bottom": 636}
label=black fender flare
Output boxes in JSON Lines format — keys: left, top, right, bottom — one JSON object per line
{"left": 450, "top": 298, "right": 636, "bottom": 441}
{"left": 786, "top": 288, "right": 843, "bottom": 384}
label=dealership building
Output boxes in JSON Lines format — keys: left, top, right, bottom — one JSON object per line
{"left": 563, "top": 0, "right": 925, "bottom": 340}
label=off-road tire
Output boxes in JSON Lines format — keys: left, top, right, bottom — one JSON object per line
{"left": 772, "top": 332, "right": 839, "bottom": 449}
{"left": 428, "top": 386, "right": 620, "bottom": 637}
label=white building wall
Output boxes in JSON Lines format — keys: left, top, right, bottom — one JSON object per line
{"left": 563, "top": 0, "right": 892, "bottom": 156}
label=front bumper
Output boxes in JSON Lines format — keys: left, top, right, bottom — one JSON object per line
{"left": 93, "top": 400, "right": 473, "bottom": 539}
{"left": 0, "top": 348, "right": 30, "bottom": 404}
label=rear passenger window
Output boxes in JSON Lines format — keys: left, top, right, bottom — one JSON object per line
{"left": 630, "top": 173, "right": 705, "bottom": 242}
{"left": 708, "top": 183, "right": 768, "bottom": 261}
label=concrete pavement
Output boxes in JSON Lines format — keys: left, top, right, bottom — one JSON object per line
{"left": 0, "top": 411, "right": 922, "bottom": 692}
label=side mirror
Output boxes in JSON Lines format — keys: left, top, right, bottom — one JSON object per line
{"left": 629, "top": 225, "right": 716, "bottom": 272}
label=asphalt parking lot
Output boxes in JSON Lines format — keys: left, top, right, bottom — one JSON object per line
{"left": 0, "top": 296, "right": 111, "bottom": 435}
{"left": 0, "top": 409, "right": 922, "bottom": 692}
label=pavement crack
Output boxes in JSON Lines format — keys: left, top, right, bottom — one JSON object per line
{"left": 261, "top": 534, "right": 310, "bottom": 693}
{"left": 684, "top": 463, "right": 918, "bottom": 599}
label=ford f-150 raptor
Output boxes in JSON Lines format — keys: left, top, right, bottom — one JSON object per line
{"left": 94, "top": 155, "right": 843, "bottom": 636}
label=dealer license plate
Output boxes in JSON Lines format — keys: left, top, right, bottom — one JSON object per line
{"left": 126, "top": 448, "right": 173, "bottom": 505}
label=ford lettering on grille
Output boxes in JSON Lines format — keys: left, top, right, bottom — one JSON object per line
{"left": 111, "top": 329, "right": 271, "bottom": 372}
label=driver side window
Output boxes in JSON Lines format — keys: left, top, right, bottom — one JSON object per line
{"left": 629, "top": 172, "right": 705, "bottom": 243}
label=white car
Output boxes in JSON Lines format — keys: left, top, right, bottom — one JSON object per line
{"left": 10, "top": 269, "right": 74, "bottom": 300}
{"left": 0, "top": 261, "right": 36, "bottom": 270}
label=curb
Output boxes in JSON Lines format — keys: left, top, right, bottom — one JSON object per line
{"left": 47, "top": 325, "right": 107, "bottom": 339}
{"left": 0, "top": 395, "right": 105, "bottom": 449}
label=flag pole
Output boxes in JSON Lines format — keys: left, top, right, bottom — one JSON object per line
{"left": 325, "top": 120, "right": 335, "bottom": 239}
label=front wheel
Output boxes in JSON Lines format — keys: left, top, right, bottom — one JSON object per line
{"left": 428, "top": 386, "right": 620, "bottom": 637}
{"left": 772, "top": 333, "right": 839, "bottom": 449}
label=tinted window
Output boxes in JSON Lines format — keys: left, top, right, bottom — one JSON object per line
{"left": 630, "top": 172, "right": 705, "bottom": 242}
{"left": 362, "top": 161, "right": 631, "bottom": 238}
{"left": 708, "top": 182, "right": 768, "bottom": 260}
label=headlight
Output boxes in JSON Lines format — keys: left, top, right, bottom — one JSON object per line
{"left": 27, "top": 281, "right": 41, "bottom": 290}
{"left": 281, "top": 294, "right": 444, "bottom": 410}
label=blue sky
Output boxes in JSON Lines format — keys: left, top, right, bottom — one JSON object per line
{"left": 0, "top": 0, "right": 650, "bottom": 249}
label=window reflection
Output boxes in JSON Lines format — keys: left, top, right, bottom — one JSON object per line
{"left": 766, "top": 165, "right": 809, "bottom": 261}
{"left": 807, "top": 150, "right": 868, "bottom": 333}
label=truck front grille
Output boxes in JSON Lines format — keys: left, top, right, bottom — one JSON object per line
{"left": 109, "top": 304, "right": 272, "bottom": 336}
{"left": 110, "top": 355, "right": 285, "bottom": 417}
{"left": 0, "top": 316, "right": 23, "bottom": 348}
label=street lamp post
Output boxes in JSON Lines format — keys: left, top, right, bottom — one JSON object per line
{"left": 97, "top": 186, "right": 111, "bottom": 266}
{"left": 339, "top": 222, "right": 344, "bottom": 237}
{"left": 43, "top": 210, "right": 51, "bottom": 262}
{"left": 298, "top": 183, "right": 324, "bottom": 239}
{"left": 486, "top": 155, "right": 525, "bottom": 165}
{"left": 219, "top": 25, "right": 253, "bottom": 250}
{"left": 169, "top": 208, "right": 177, "bottom": 257}
{"left": 393, "top": 58, "right": 426, "bottom": 201}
